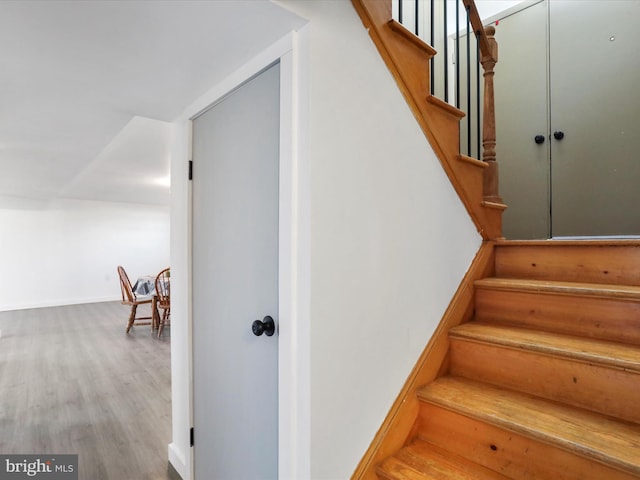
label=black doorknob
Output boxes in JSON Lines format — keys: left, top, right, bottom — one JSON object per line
{"left": 534, "top": 135, "right": 545, "bottom": 144}
{"left": 553, "top": 131, "right": 565, "bottom": 140}
{"left": 252, "top": 315, "right": 275, "bottom": 337}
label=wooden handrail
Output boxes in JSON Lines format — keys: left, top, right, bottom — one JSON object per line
{"left": 462, "top": 0, "right": 502, "bottom": 204}
{"left": 462, "top": 0, "right": 493, "bottom": 62}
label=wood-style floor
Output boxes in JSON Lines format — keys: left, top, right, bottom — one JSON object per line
{"left": 0, "top": 301, "right": 174, "bottom": 480}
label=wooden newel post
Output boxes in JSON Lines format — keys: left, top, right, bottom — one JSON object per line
{"left": 481, "top": 25, "right": 502, "bottom": 204}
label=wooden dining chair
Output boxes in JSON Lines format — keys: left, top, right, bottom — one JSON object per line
{"left": 117, "top": 265, "right": 153, "bottom": 333}
{"left": 155, "top": 267, "right": 171, "bottom": 337}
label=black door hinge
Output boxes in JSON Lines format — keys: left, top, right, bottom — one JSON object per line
{"left": 188, "top": 160, "right": 193, "bottom": 181}
{"left": 190, "top": 427, "right": 194, "bottom": 447}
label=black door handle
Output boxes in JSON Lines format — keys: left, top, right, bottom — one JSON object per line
{"left": 553, "top": 131, "right": 565, "bottom": 140}
{"left": 252, "top": 315, "right": 275, "bottom": 337}
{"left": 534, "top": 135, "right": 545, "bottom": 144}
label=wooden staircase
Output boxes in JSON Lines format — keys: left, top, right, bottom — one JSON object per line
{"left": 374, "top": 241, "right": 640, "bottom": 480}
{"left": 350, "top": 0, "right": 640, "bottom": 478}
{"left": 351, "top": 0, "right": 505, "bottom": 240}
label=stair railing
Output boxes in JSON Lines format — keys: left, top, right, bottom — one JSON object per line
{"left": 394, "top": 0, "right": 502, "bottom": 204}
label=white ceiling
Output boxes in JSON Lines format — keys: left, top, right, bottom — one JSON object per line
{"left": 0, "top": 0, "right": 306, "bottom": 208}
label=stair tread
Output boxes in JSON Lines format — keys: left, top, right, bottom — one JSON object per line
{"left": 457, "top": 154, "right": 487, "bottom": 169}
{"left": 426, "top": 95, "right": 465, "bottom": 119}
{"left": 417, "top": 377, "right": 640, "bottom": 475}
{"left": 388, "top": 19, "right": 437, "bottom": 56}
{"left": 377, "top": 457, "right": 431, "bottom": 480}
{"left": 475, "top": 277, "right": 640, "bottom": 299}
{"left": 378, "top": 440, "right": 511, "bottom": 480}
{"left": 450, "top": 322, "right": 640, "bottom": 373}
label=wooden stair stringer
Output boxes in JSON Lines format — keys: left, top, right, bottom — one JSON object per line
{"left": 351, "top": 0, "right": 504, "bottom": 240}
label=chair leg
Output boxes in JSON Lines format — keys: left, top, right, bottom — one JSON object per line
{"left": 157, "top": 310, "right": 164, "bottom": 337}
{"left": 157, "top": 309, "right": 170, "bottom": 338}
{"left": 126, "top": 304, "right": 137, "bottom": 333}
{"left": 152, "top": 297, "right": 159, "bottom": 330}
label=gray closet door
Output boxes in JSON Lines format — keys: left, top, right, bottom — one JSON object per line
{"left": 550, "top": 0, "right": 640, "bottom": 237}
{"left": 494, "top": 0, "right": 549, "bottom": 239}
{"left": 495, "top": 0, "right": 640, "bottom": 238}
{"left": 192, "top": 62, "right": 280, "bottom": 479}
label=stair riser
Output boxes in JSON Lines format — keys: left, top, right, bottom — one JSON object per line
{"left": 456, "top": 160, "right": 484, "bottom": 201}
{"left": 475, "top": 288, "right": 640, "bottom": 345}
{"left": 449, "top": 339, "right": 640, "bottom": 423}
{"left": 495, "top": 244, "right": 640, "bottom": 285}
{"left": 417, "top": 403, "right": 636, "bottom": 480}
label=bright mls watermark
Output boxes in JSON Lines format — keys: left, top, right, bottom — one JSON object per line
{"left": 0, "top": 455, "right": 77, "bottom": 480}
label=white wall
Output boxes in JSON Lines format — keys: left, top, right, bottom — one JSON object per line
{"left": 278, "top": 2, "right": 481, "bottom": 478}
{"left": 0, "top": 198, "right": 170, "bottom": 311}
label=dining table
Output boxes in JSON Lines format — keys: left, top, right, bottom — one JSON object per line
{"left": 132, "top": 275, "right": 158, "bottom": 296}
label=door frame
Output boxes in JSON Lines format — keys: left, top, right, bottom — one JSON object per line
{"left": 174, "top": 29, "right": 310, "bottom": 480}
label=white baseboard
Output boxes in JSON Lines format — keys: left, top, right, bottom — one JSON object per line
{"left": 0, "top": 295, "right": 121, "bottom": 312}
{"left": 168, "top": 442, "right": 189, "bottom": 480}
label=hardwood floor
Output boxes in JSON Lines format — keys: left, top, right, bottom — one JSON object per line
{"left": 0, "top": 301, "right": 174, "bottom": 480}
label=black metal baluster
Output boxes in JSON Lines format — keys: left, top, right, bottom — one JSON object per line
{"left": 476, "top": 39, "right": 481, "bottom": 159}
{"left": 415, "top": 0, "right": 419, "bottom": 36}
{"left": 399, "top": 0, "right": 403, "bottom": 24}
{"left": 456, "top": 0, "right": 460, "bottom": 109}
{"left": 430, "top": 0, "right": 435, "bottom": 95}
{"left": 466, "top": 5, "right": 471, "bottom": 156}
{"left": 443, "top": 0, "right": 448, "bottom": 102}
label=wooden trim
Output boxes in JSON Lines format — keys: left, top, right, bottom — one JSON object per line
{"left": 481, "top": 200, "right": 507, "bottom": 210}
{"left": 350, "top": 241, "right": 496, "bottom": 480}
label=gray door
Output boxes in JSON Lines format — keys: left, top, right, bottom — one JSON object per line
{"left": 549, "top": 0, "right": 640, "bottom": 237}
{"left": 495, "top": 0, "right": 640, "bottom": 238}
{"left": 494, "top": 0, "right": 549, "bottom": 239}
{"left": 192, "top": 63, "right": 280, "bottom": 479}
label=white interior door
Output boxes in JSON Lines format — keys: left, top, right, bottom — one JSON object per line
{"left": 192, "top": 62, "right": 280, "bottom": 479}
